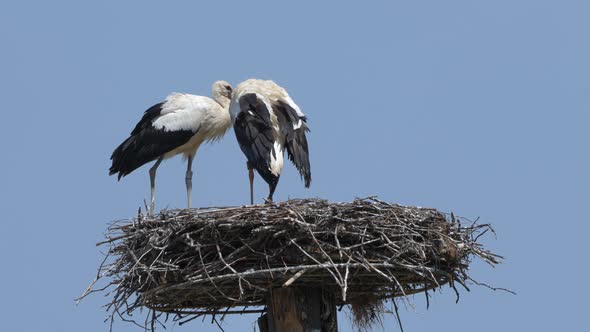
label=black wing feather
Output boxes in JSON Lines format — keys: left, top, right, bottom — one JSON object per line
{"left": 233, "top": 93, "right": 279, "bottom": 187}
{"left": 273, "top": 100, "right": 311, "bottom": 187}
{"left": 109, "top": 102, "right": 195, "bottom": 180}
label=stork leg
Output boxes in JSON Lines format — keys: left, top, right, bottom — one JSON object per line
{"left": 248, "top": 161, "right": 254, "bottom": 205}
{"left": 267, "top": 179, "right": 279, "bottom": 204}
{"left": 186, "top": 155, "right": 193, "bottom": 209}
{"left": 148, "top": 157, "right": 163, "bottom": 216}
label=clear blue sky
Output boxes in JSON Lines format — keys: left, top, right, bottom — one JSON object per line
{"left": 0, "top": 1, "right": 587, "bottom": 331}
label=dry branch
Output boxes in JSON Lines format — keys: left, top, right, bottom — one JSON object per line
{"left": 81, "top": 197, "right": 502, "bottom": 330}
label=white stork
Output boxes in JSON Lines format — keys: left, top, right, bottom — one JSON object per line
{"left": 229, "top": 79, "right": 311, "bottom": 204}
{"left": 109, "top": 80, "right": 233, "bottom": 215}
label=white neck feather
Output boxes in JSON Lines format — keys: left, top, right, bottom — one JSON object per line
{"left": 215, "top": 95, "right": 231, "bottom": 109}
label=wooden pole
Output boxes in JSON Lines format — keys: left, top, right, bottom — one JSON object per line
{"left": 258, "top": 287, "right": 338, "bottom": 332}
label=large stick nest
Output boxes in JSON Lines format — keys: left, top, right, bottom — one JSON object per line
{"left": 84, "top": 197, "right": 501, "bottom": 327}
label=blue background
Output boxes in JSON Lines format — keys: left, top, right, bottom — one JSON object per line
{"left": 0, "top": 1, "right": 587, "bottom": 331}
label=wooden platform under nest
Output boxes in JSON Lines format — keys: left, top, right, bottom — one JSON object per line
{"left": 81, "top": 197, "right": 502, "bottom": 330}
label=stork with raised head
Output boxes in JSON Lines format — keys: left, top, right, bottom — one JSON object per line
{"left": 109, "top": 80, "right": 233, "bottom": 215}
{"left": 229, "top": 79, "right": 311, "bottom": 204}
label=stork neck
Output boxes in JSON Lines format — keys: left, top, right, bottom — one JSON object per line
{"left": 215, "top": 96, "right": 231, "bottom": 109}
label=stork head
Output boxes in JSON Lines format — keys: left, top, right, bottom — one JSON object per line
{"left": 212, "top": 80, "right": 233, "bottom": 102}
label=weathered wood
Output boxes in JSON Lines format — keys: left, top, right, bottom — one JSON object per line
{"left": 258, "top": 314, "right": 269, "bottom": 332}
{"left": 263, "top": 287, "right": 337, "bottom": 332}
{"left": 320, "top": 289, "right": 338, "bottom": 332}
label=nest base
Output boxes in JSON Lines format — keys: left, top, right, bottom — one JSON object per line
{"left": 83, "top": 197, "right": 501, "bottom": 330}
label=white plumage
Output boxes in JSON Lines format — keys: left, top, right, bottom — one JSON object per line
{"left": 109, "top": 81, "right": 233, "bottom": 215}
{"left": 154, "top": 94, "right": 231, "bottom": 158}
